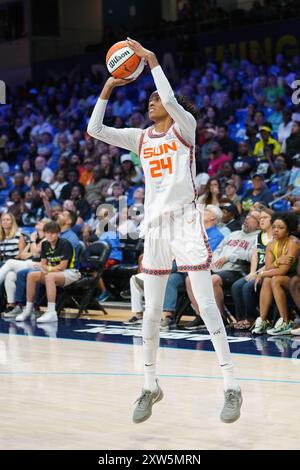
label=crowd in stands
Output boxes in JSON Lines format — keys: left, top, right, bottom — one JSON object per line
{"left": 0, "top": 45, "right": 300, "bottom": 333}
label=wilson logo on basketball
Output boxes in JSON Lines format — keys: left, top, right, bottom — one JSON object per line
{"left": 108, "top": 50, "right": 131, "bottom": 69}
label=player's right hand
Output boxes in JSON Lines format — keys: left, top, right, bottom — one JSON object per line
{"left": 106, "top": 76, "right": 136, "bottom": 89}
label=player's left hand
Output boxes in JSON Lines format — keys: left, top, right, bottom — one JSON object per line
{"left": 126, "top": 38, "right": 153, "bottom": 61}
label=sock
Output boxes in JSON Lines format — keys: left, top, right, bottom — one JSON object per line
{"left": 142, "top": 274, "right": 168, "bottom": 392}
{"left": 221, "top": 363, "right": 240, "bottom": 391}
{"left": 47, "top": 302, "right": 56, "bottom": 313}
{"left": 24, "top": 302, "right": 33, "bottom": 314}
{"left": 189, "top": 271, "right": 240, "bottom": 392}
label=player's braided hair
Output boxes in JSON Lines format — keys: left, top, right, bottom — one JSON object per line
{"left": 176, "top": 95, "right": 200, "bottom": 120}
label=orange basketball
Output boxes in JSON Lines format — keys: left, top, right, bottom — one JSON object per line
{"left": 106, "top": 41, "right": 145, "bottom": 79}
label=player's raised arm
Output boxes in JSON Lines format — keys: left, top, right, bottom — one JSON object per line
{"left": 126, "top": 38, "right": 196, "bottom": 144}
{"left": 87, "top": 76, "right": 142, "bottom": 154}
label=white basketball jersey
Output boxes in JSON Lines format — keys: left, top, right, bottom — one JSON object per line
{"left": 139, "top": 124, "right": 197, "bottom": 227}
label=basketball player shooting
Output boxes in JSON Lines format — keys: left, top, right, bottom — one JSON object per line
{"left": 87, "top": 38, "right": 242, "bottom": 424}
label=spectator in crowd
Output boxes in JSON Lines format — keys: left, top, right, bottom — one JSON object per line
{"left": 277, "top": 109, "right": 293, "bottom": 144}
{"left": 231, "top": 207, "right": 273, "bottom": 330}
{"left": 50, "top": 169, "right": 68, "bottom": 200}
{"left": 79, "top": 158, "right": 94, "bottom": 187}
{"left": 203, "top": 205, "right": 224, "bottom": 252}
{"left": 120, "top": 154, "right": 143, "bottom": 187}
{"left": 85, "top": 165, "right": 110, "bottom": 204}
{"left": 70, "top": 184, "right": 91, "bottom": 222}
{"left": 242, "top": 173, "right": 273, "bottom": 210}
{"left": 270, "top": 153, "right": 290, "bottom": 197}
{"left": 207, "top": 142, "right": 231, "bottom": 177}
{"left": 209, "top": 210, "right": 260, "bottom": 321}
{"left": 233, "top": 141, "right": 256, "bottom": 180}
{"left": 282, "top": 121, "right": 300, "bottom": 164}
{"left": 219, "top": 202, "right": 241, "bottom": 236}
{"left": 0, "top": 213, "right": 26, "bottom": 264}
{"left": 0, "top": 218, "right": 48, "bottom": 316}
{"left": 289, "top": 254, "right": 300, "bottom": 336}
{"left": 223, "top": 179, "right": 242, "bottom": 213}
{"left": 15, "top": 221, "right": 80, "bottom": 323}
{"left": 60, "top": 168, "right": 84, "bottom": 201}
{"left": 198, "top": 177, "right": 222, "bottom": 208}
{"left": 252, "top": 212, "right": 300, "bottom": 335}
{"left": 217, "top": 124, "right": 238, "bottom": 159}
{"left": 253, "top": 125, "right": 281, "bottom": 158}
{"left": 34, "top": 156, "right": 54, "bottom": 184}
{"left": 112, "top": 90, "right": 133, "bottom": 119}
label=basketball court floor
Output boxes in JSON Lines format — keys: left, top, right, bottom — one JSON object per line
{"left": 0, "top": 308, "right": 299, "bottom": 450}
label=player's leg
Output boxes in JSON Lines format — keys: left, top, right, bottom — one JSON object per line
{"left": 15, "top": 271, "right": 46, "bottom": 321}
{"left": 188, "top": 269, "right": 243, "bottom": 423}
{"left": 133, "top": 227, "right": 171, "bottom": 423}
{"left": 133, "top": 273, "right": 168, "bottom": 424}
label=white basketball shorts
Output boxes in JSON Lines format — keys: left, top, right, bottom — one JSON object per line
{"left": 142, "top": 205, "right": 212, "bottom": 275}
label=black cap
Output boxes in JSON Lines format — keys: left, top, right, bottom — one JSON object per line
{"left": 252, "top": 172, "right": 265, "bottom": 179}
{"left": 221, "top": 203, "right": 237, "bottom": 214}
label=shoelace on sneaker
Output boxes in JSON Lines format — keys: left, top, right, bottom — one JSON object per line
{"left": 134, "top": 390, "right": 152, "bottom": 408}
{"left": 224, "top": 391, "right": 239, "bottom": 409}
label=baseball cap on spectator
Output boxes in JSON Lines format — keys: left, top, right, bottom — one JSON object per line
{"left": 120, "top": 154, "right": 133, "bottom": 164}
{"left": 221, "top": 203, "right": 238, "bottom": 217}
{"left": 259, "top": 125, "right": 272, "bottom": 133}
{"left": 225, "top": 179, "right": 236, "bottom": 188}
{"left": 252, "top": 172, "right": 265, "bottom": 179}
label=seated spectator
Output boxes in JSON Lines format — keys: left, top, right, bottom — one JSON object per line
{"left": 233, "top": 141, "right": 257, "bottom": 179}
{"left": 219, "top": 203, "right": 241, "bottom": 236}
{"left": 289, "top": 254, "right": 300, "bottom": 336}
{"left": 0, "top": 213, "right": 26, "bottom": 264}
{"left": 120, "top": 154, "right": 143, "bottom": 186}
{"left": 224, "top": 179, "right": 242, "bottom": 213}
{"left": 198, "top": 177, "right": 222, "bottom": 208}
{"left": 252, "top": 212, "right": 300, "bottom": 335}
{"left": 203, "top": 205, "right": 224, "bottom": 251}
{"left": 60, "top": 168, "right": 84, "bottom": 201}
{"left": 118, "top": 207, "right": 139, "bottom": 241}
{"left": 277, "top": 109, "right": 293, "bottom": 144}
{"left": 57, "top": 210, "right": 81, "bottom": 266}
{"left": 86, "top": 164, "right": 110, "bottom": 204}
{"left": 105, "top": 182, "right": 125, "bottom": 209}
{"left": 124, "top": 258, "right": 186, "bottom": 330}
{"left": 185, "top": 211, "right": 260, "bottom": 328}
{"left": 10, "top": 172, "right": 29, "bottom": 194}
{"left": 70, "top": 184, "right": 91, "bottom": 222}
{"left": 50, "top": 169, "right": 68, "bottom": 200}
{"left": 207, "top": 142, "right": 231, "bottom": 177}
{"left": 241, "top": 173, "right": 273, "bottom": 210}
{"left": 231, "top": 208, "right": 273, "bottom": 330}
{"left": 282, "top": 121, "right": 300, "bottom": 165}
{"left": 217, "top": 124, "right": 238, "bottom": 159}
{"left": 80, "top": 224, "right": 98, "bottom": 246}
{"left": 112, "top": 90, "right": 133, "bottom": 119}
{"left": 245, "top": 122, "right": 259, "bottom": 156}
{"left": 217, "top": 161, "right": 242, "bottom": 194}
{"left": 0, "top": 218, "right": 48, "bottom": 316}
{"left": 79, "top": 158, "right": 94, "bottom": 187}
{"left": 30, "top": 170, "right": 49, "bottom": 192}
{"left": 99, "top": 153, "right": 114, "bottom": 180}
{"left": 269, "top": 153, "right": 290, "bottom": 197}
{"left": 287, "top": 154, "right": 300, "bottom": 203}
{"left": 15, "top": 221, "right": 80, "bottom": 323}
{"left": 253, "top": 125, "right": 281, "bottom": 158}
{"left": 97, "top": 225, "right": 123, "bottom": 302}
{"left": 263, "top": 74, "right": 285, "bottom": 107}
{"left": 34, "top": 155, "right": 54, "bottom": 184}
{"left": 7, "top": 189, "right": 25, "bottom": 226}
